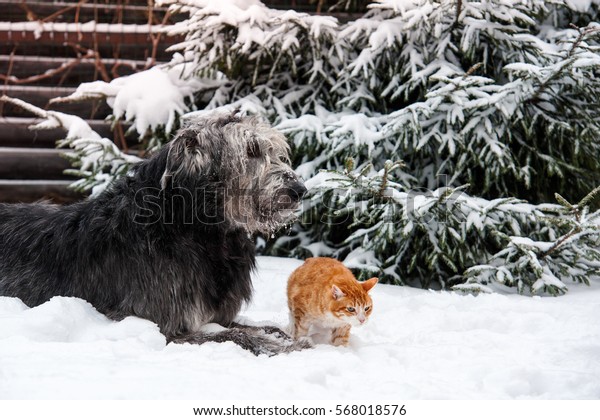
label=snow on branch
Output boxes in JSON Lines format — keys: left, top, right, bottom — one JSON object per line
{"left": 0, "top": 95, "right": 141, "bottom": 195}
{"left": 51, "top": 60, "right": 217, "bottom": 139}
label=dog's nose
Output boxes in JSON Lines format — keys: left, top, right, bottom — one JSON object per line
{"left": 289, "top": 181, "right": 308, "bottom": 201}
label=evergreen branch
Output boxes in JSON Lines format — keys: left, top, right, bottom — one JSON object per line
{"left": 455, "top": 0, "right": 463, "bottom": 28}
{"left": 538, "top": 227, "right": 581, "bottom": 260}
{"left": 554, "top": 193, "right": 573, "bottom": 209}
{"left": 49, "top": 91, "right": 107, "bottom": 104}
{"left": 567, "top": 24, "right": 600, "bottom": 58}
{"left": 578, "top": 185, "right": 600, "bottom": 209}
{"left": 378, "top": 161, "right": 390, "bottom": 198}
{"left": 0, "top": 95, "right": 48, "bottom": 119}
{"left": 538, "top": 187, "right": 600, "bottom": 259}
{"left": 528, "top": 25, "right": 599, "bottom": 104}
{"left": 526, "top": 58, "right": 576, "bottom": 104}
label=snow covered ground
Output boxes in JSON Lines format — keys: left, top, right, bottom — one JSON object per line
{"left": 0, "top": 256, "right": 599, "bottom": 399}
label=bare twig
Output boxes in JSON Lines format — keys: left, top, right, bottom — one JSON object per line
{"left": 66, "top": 43, "right": 110, "bottom": 82}
{"left": 114, "top": 121, "right": 128, "bottom": 152}
{"left": 19, "top": 0, "right": 37, "bottom": 21}
{"left": 0, "top": 47, "right": 17, "bottom": 114}
{"left": 75, "top": 0, "right": 82, "bottom": 23}
{"left": 2, "top": 48, "right": 16, "bottom": 92}
{"left": 317, "top": 0, "right": 325, "bottom": 14}
{"left": 0, "top": 51, "right": 96, "bottom": 85}
{"left": 41, "top": 1, "right": 87, "bottom": 23}
{"left": 145, "top": 2, "right": 172, "bottom": 70}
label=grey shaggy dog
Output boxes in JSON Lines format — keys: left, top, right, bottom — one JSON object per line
{"left": 0, "top": 113, "right": 309, "bottom": 356}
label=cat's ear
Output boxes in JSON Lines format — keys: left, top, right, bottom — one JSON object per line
{"left": 332, "top": 285, "right": 345, "bottom": 300}
{"left": 362, "top": 277, "right": 378, "bottom": 292}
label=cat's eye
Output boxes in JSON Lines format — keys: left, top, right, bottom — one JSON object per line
{"left": 365, "top": 306, "right": 371, "bottom": 311}
{"left": 346, "top": 307, "right": 355, "bottom": 312}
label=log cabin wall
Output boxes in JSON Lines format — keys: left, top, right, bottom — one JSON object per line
{"left": 0, "top": 0, "right": 180, "bottom": 203}
{"left": 0, "top": 0, "right": 362, "bottom": 203}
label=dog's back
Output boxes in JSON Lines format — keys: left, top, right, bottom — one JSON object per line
{"left": 0, "top": 202, "right": 79, "bottom": 307}
{"left": 0, "top": 188, "right": 256, "bottom": 337}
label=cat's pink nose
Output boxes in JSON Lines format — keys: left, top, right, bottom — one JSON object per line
{"left": 359, "top": 318, "right": 366, "bottom": 324}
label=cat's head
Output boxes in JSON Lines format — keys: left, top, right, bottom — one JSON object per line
{"left": 330, "top": 277, "right": 378, "bottom": 327}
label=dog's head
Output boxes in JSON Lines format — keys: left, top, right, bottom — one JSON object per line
{"left": 160, "top": 113, "right": 306, "bottom": 234}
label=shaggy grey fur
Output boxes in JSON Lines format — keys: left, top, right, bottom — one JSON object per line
{"left": 0, "top": 113, "right": 308, "bottom": 355}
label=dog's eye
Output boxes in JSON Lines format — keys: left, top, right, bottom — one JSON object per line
{"left": 247, "top": 138, "right": 261, "bottom": 158}
{"left": 346, "top": 307, "right": 355, "bottom": 313}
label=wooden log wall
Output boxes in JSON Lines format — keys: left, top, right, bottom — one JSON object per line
{"left": 0, "top": 0, "right": 362, "bottom": 204}
{"left": 0, "top": 0, "right": 178, "bottom": 203}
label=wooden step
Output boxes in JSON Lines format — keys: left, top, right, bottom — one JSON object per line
{"left": 0, "top": 55, "right": 157, "bottom": 86}
{"left": 0, "top": 0, "right": 352, "bottom": 24}
{"left": 0, "top": 21, "right": 179, "bottom": 62}
{"left": 0, "top": 147, "right": 73, "bottom": 180}
{"left": 0, "top": 1, "right": 175, "bottom": 25}
{"left": 0, "top": 180, "right": 85, "bottom": 204}
{"left": 0, "top": 117, "right": 63, "bottom": 148}
{"left": 0, "top": 117, "right": 140, "bottom": 148}
{"left": 0, "top": 85, "right": 112, "bottom": 119}
{"left": 0, "top": 21, "right": 171, "bottom": 44}
{"left": 0, "top": 42, "right": 174, "bottom": 64}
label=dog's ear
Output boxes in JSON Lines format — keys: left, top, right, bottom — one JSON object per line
{"left": 161, "top": 128, "right": 210, "bottom": 189}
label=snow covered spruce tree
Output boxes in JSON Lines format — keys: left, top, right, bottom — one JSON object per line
{"left": 277, "top": 0, "right": 600, "bottom": 294}
{"left": 5, "top": 0, "right": 600, "bottom": 294}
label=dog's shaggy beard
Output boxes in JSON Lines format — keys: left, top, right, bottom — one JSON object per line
{"left": 0, "top": 113, "right": 308, "bottom": 356}
{"left": 224, "top": 170, "right": 303, "bottom": 236}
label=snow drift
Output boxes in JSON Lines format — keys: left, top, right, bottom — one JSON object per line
{"left": 0, "top": 257, "right": 598, "bottom": 399}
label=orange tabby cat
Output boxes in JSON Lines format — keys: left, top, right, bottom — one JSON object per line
{"left": 287, "top": 257, "right": 378, "bottom": 346}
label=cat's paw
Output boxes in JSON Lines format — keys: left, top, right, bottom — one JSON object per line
{"left": 295, "top": 336, "right": 314, "bottom": 350}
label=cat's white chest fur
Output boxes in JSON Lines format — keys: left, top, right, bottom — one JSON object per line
{"left": 317, "top": 312, "right": 348, "bottom": 328}
{"left": 303, "top": 313, "right": 349, "bottom": 344}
